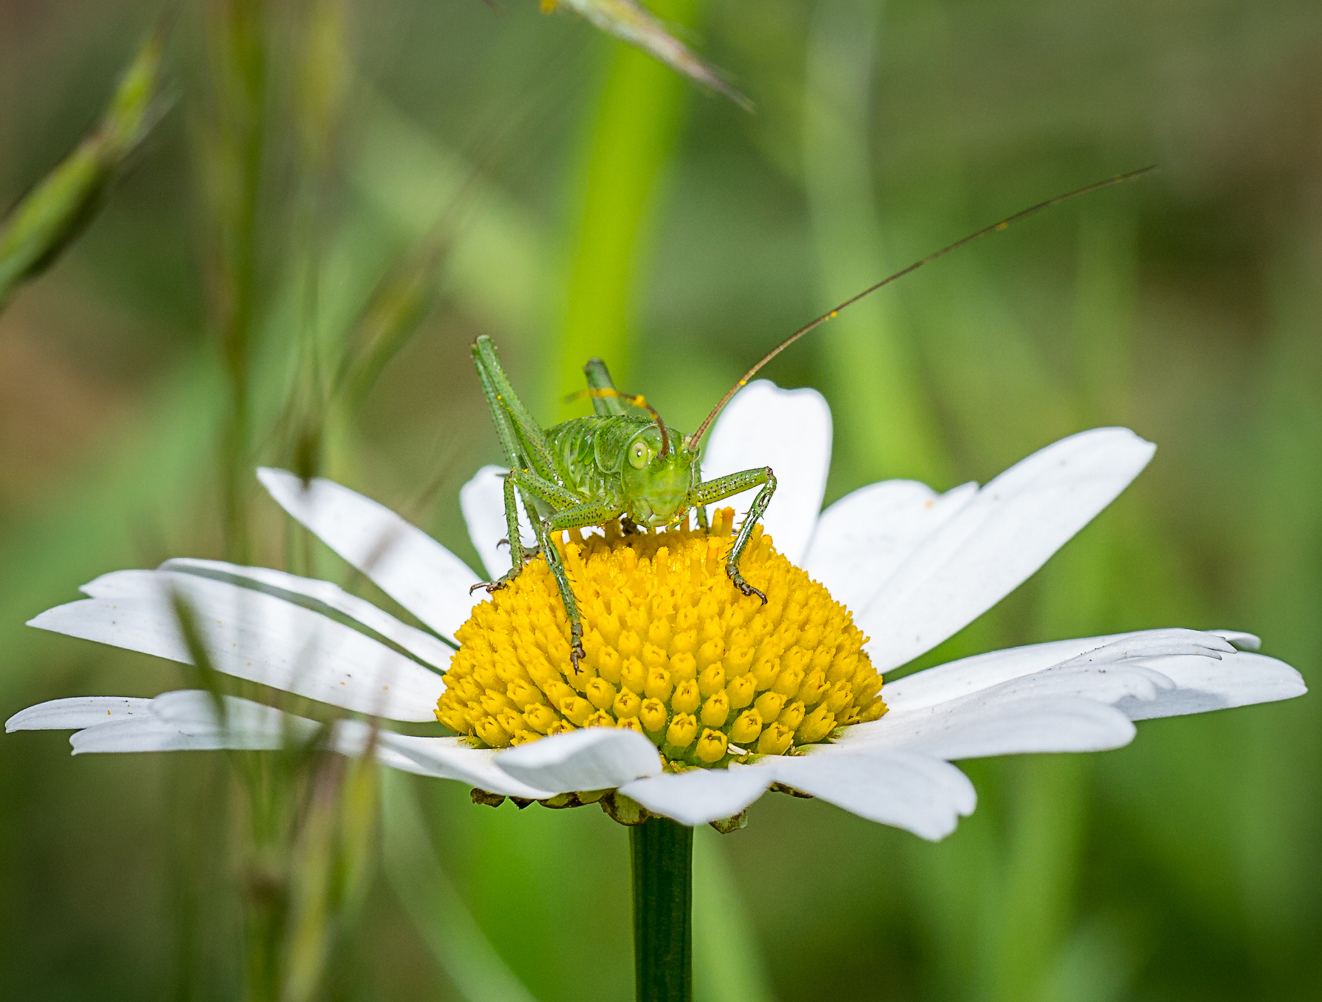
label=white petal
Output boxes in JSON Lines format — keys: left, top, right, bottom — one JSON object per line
{"left": 858, "top": 428, "right": 1156, "bottom": 672}
{"left": 69, "top": 691, "right": 314, "bottom": 754}
{"left": 28, "top": 567, "right": 447, "bottom": 721}
{"left": 7, "top": 695, "right": 154, "bottom": 732}
{"left": 883, "top": 628, "right": 1232, "bottom": 714}
{"left": 161, "top": 558, "right": 454, "bottom": 669}
{"left": 847, "top": 694, "right": 1137, "bottom": 760}
{"left": 766, "top": 750, "right": 976, "bottom": 841}
{"left": 258, "top": 468, "right": 480, "bottom": 641}
{"left": 69, "top": 716, "right": 238, "bottom": 753}
{"left": 322, "top": 720, "right": 457, "bottom": 778}
{"left": 459, "top": 465, "right": 535, "bottom": 581}
{"left": 1212, "top": 630, "right": 1260, "bottom": 651}
{"left": 36, "top": 690, "right": 556, "bottom": 801}
{"left": 803, "top": 479, "right": 977, "bottom": 612}
{"left": 494, "top": 727, "right": 663, "bottom": 794}
{"left": 369, "top": 731, "right": 555, "bottom": 799}
{"left": 889, "top": 658, "right": 1179, "bottom": 716}
{"left": 618, "top": 767, "right": 774, "bottom": 826}
{"left": 700, "top": 381, "right": 832, "bottom": 565}
{"left": 1116, "top": 651, "right": 1306, "bottom": 720}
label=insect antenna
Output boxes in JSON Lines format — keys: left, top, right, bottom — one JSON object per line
{"left": 566, "top": 387, "right": 672, "bottom": 456}
{"left": 685, "top": 165, "right": 1158, "bottom": 449}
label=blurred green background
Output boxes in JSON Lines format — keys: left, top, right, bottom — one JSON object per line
{"left": 1, "top": 0, "right": 1319, "bottom": 1000}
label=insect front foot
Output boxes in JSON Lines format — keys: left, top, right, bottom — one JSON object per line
{"left": 727, "top": 567, "right": 767, "bottom": 605}
{"left": 470, "top": 563, "right": 530, "bottom": 595}
{"left": 569, "top": 626, "right": 585, "bottom": 672}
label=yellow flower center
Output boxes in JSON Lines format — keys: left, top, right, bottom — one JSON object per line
{"left": 437, "top": 508, "right": 886, "bottom": 768}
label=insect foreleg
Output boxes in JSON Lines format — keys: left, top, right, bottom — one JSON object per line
{"left": 506, "top": 469, "right": 625, "bottom": 671}
{"left": 499, "top": 470, "right": 538, "bottom": 568}
{"left": 686, "top": 467, "right": 778, "bottom": 603}
{"left": 692, "top": 459, "right": 709, "bottom": 530}
{"left": 470, "top": 473, "right": 539, "bottom": 596}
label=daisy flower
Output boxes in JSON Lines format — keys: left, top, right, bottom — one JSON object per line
{"left": 7, "top": 381, "right": 1305, "bottom": 840}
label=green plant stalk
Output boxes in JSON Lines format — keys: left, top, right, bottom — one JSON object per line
{"left": 549, "top": 0, "right": 701, "bottom": 418}
{"left": 205, "top": 0, "right": 266, "bottom": 565}
{"left": 631, "top": 817, "right": 693, "bottom": 1002}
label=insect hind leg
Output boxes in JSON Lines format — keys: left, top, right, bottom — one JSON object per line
{"left": 582, "top": 358, "right": 627, "bottom": 416}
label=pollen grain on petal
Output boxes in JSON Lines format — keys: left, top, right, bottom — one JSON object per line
{"left": 437, "top": 508, "right": 885, "bottom": 769}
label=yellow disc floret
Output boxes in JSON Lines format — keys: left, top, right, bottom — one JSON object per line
{"left": 437, "top": 507, "right": 886, "bottom": 768}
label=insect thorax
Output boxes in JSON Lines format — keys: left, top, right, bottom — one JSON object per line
{"left": 546, "top": 415, "right": 695, "bottom": 522}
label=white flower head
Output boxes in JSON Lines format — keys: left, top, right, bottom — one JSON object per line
{"left": 7, "top": 382, "right": 1305, "bottom": 839}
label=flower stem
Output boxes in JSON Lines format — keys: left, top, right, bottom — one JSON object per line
{"left": 630, "top": 816, "right": 693, "bottom": 1002}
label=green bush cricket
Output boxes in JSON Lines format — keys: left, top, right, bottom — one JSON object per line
{"left": 472, "top": 168, "right": 1155, "bottom": 669}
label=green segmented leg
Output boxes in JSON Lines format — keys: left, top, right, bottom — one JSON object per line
{"left": 500, "top": 474, "right": 529, "bottom": 571}
{"left": 692, "top": 459, "right": 709, "bottom": 530}
{"left": 469, "top": 473, "right": 538, "bottom": 597}
{"left": 685, "top": 467, "right": 777, "bottom": 603}
{"left": 508, "top": 467, "right": 625, "bottom": 669}
{"left": 472, "top": 336, "right": 560, "bottom": 479}
{"left": 471, "top": 336, "right": 562, "bottom": 594}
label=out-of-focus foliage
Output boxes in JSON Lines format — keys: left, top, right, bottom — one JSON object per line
{"left": 1, "top": 0, "right": 1319, "bottom": 1000}
{"left": 546, "top": 0, "right": 750, "bottom": 109}
{"left": 0, "top": 24, "right": 164, "bottom": 310}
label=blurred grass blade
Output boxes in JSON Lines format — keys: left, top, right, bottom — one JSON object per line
{"left": 803, "top": 0, "right": 946, "bottom": 484}
{"left": 335, "top": 226, "right": 451, "bottom": 412}
{"left": 168, "top": 589, "right": 231, "bottom": 725}
{"left": 550, "top": 0, "right": 703, "bottom": 415}
{"left": 0, "top": 27, "right": 166, "bottom": 311}
{"left": 335, "top": 749, "right": 380, "bottom": 922}
{"left": 546, "top": 0, "right": 750, "bottom": 109}
{"left": 381, "top": 771, "right": 539, "bottom": 1002}
{"left": 349, "top": 91, "right": 550, "bottom": 343}
{"left": 693, "top": 828, "right": 777, "bottom": 1002}
{"left": 279, "top": 0, "right": 354, "bottom": 484}
{"left": 989, "top": 756, "right": 1086, "bottom": 1002}
{"left": 282, "top": 764, "right": 339, "bottom": 1002}
{"left": 296, "top": 0, "right": 351, "bottom": 172}
{"left": 202, "top": 0, "right": 267, "bottom": 564}
{"left": 282, "top": 752, "right": 379, "bottom": 1002}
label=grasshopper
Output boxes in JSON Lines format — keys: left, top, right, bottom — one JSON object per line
{"left": 471, "top": 168, "right": 1155, "bottom": 669}
{"left": 472, "top": 335, "right": 776, "bottom": 670}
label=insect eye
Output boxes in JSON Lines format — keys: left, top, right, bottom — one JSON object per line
{"left": 629, "top": 441, "right": 650, "bottom": 468}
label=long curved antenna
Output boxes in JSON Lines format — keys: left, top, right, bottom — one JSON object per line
{"left": 686, "top": 165, "right": 1158, "bottom": 448}
{"left": 566, "top": 387, "right": 671, "bottom": 456}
